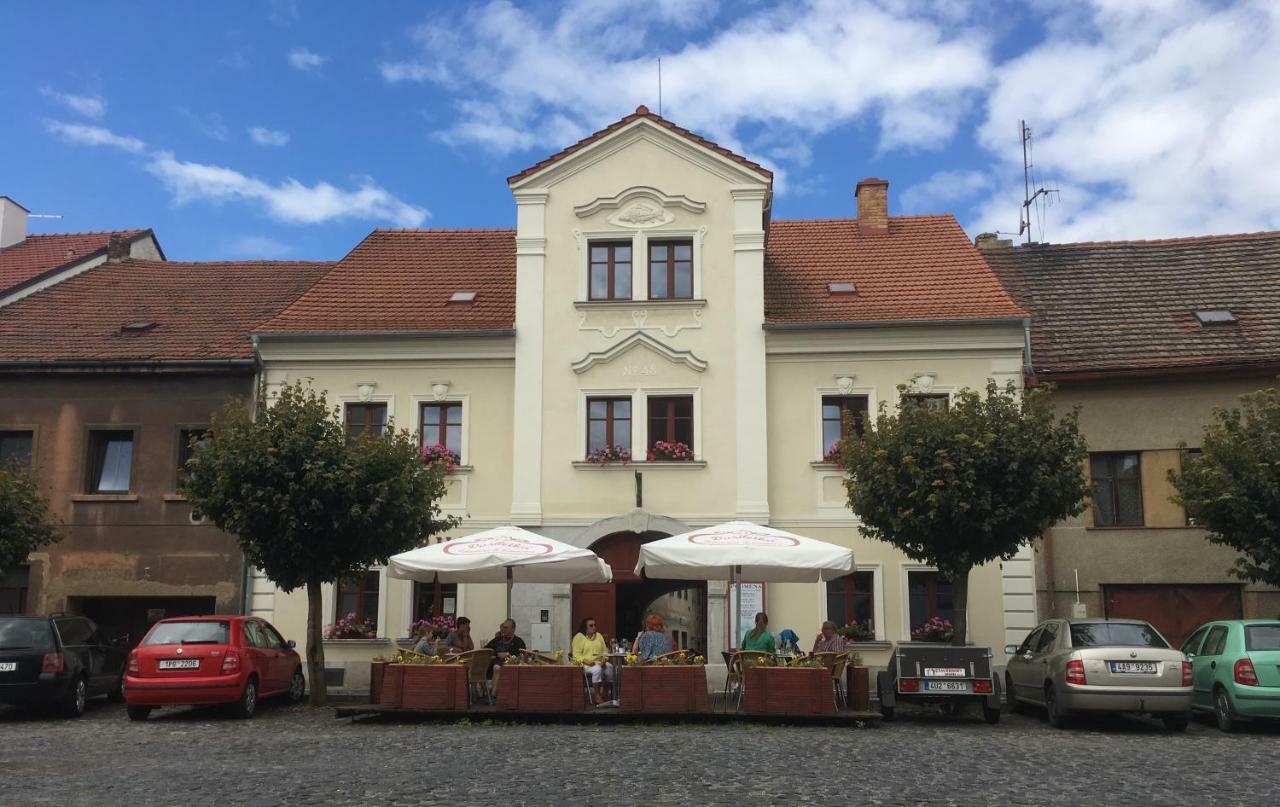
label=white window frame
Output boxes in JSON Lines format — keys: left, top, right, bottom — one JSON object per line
{"left": 895, "top": 387, "right": 955, "bottom": 412}
{"left": 813, "top": 385, "right": 877, "bottom": 461}
{"left": 337, "top": 393, "right": 396, "bottom": 436}
{"left": 822, "top": 562, "right": 886, "bottom": 641}
{"left": 638, "top": 387, "right": 702, "bottom": 460}
{"left": 577, "top": 228, "right": 706, "bottom": 302}
{"left": 579, "top": 388, "right": 639, "bottom": 459}
{"left": 900, "top": 563, "right": 951, "bottom": 643}
{"left": 412, "top": 393, "right": 470, "bottom": 466}
{"left": 322, "top": 565, "right": 389, "bottom": 640}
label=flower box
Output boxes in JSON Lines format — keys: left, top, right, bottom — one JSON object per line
{"left": 742, "top": 666, "right": 836, "bottom": 716}
{"left": 619, "top": 665, "right": 709, "bottom": 713}
{"left": 377, "top": 663, "right": 469, "bottom": 711}
{"left": 494, "top": 664, "right": 585, "bottom": 712}
{"left": 377, "top": 662, "right": 404, "bottom": 707}
{"left": 847, "top": 665, "right": 870, "bottom": 712}
{"left": 370, "top": 661, "right": 388, "bottom": 704}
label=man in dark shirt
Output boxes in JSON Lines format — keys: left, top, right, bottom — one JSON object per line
{"left": 484, "top": 618, "right": 526, "bottom": 678}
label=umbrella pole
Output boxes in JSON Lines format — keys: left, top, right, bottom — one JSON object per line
{"left": 506, "top": 566, "right": 513, "bottom": 619}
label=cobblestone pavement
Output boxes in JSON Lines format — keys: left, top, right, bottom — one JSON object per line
{"left": 2, "top": 699, "right": 1277, "bottom": 806}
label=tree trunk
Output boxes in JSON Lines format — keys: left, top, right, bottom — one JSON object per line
{"left": 950, "top": 568, "right": 971, "bottom": 647}
{"left": 306, "top": 579, "right": 327, "bottom": 706}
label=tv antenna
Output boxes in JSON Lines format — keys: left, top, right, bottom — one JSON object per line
{"left": 657, "top": 57, "right": 663, "bottom": 117}
{"left": 1019, "top": 120, "right": 1058, "bottom": 243}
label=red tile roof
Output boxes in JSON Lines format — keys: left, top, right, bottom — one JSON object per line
{"left": 764, "top": 216, "right": 1029, "bottom": 325}
{"left": 259, "top": 229, "right": 516, "bottom": 334}
{"left": 0, "top": 230, "right": 153, "bottom": 295}
{"left": 984, "top": 231, "right": 1280, "bottom": 378}
{"left": 0, "top": 259, "right": 328, "bottom": 364}
{"left": 508, "top": 106, "right": 772, "bottom": 185}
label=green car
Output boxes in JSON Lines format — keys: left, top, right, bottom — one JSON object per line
{"left": 1180, "top": 620, "right": 1280, "bottom": 732}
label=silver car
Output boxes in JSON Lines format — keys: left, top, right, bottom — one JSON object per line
{"left": 1004, "top": 618, "right": 1192, "bottom": 731}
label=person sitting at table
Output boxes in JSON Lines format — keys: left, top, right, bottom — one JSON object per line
{"left": 812, "top": 620, "right": 847, "bottom": 654}
{"left": 412, "top": 625, "right": 449, "bottom": 656}
{"left": 632, "top": 613, "right": 674, "bottom": 661}
{"left": 484, "top": 618, "right": 527, "bottom": 677}
{"left": 445, "top": 616, "right": 474, "bottom": 654}
{"left": 740, "top": 612, "right": 777, "bottom": 653}
{"left": 777, "top": 628, "right": 802, "bottom": 656}
{"left": 571, "top": 617, "right": 614, "bottom": 704}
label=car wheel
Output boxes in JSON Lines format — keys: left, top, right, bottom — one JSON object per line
{"left": 983, "top": 703, "right": 1002, "bottom": 725}
{"left": 880, "top": 704, "right": 895, "bottom": 722}
{"left": 1162, "top": 715, "right": 1189, "bottom": 732}
{"left": 1044, "top": 684, "right": 1070, "bottom": 729}
{"left": 62, "top": 677, "right": 88, "bottom": 718}
{"left": 1214, "top": 688, "right": 1238, "bottom": 733}
{"left": 287, "top": 668, "right": 306, "bottom": 704}
{"left": 1005, "top": 674, "right": 1022, "bottom": 714}
{"left": 107, "top": 676, "right": 126, "bottom": 704}
{"left": 232, "top": 678, "right": 258, "bottom": 720}
{"left": 126, "top": 705, "right": 152, "bottom": 722}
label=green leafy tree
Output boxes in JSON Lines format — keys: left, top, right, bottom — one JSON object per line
{"left": 182, "top": 382, "right": 457, "bottom": 705}
{"left": 840, "top": 381, "right": 1089, "bottom": 646}
{"left": 0, "top": 461, "right": 60, "bottom": 579}
{"left": 1170, "top": 386, "right": 1280, "bottom": 592}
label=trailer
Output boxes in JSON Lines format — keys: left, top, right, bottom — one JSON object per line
{"left": 877, "top": 643, "right": 1002, "bottom": 724}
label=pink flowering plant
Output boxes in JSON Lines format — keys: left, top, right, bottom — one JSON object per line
{"left": 408, "top": 615, "right": 456, "bottom": 637}
{"left": 647, "top": 440, "right": 694, "bottom": 462}
{"left": 910, "top": 617, "right": 955, "bottom": 643}
{"left": 585, "top": 445, "right": 631, "bottom": 465}
{"left": 420, "top": 444, "right": 459, "bottom": 473}
{"left": 823, "top": 442, "right": 844, "bottom": 466}
{"left": 836, "top": 619, "right": 875, "bottom": 641}
{"left": 324, "top": 613, "right": 377, "bottom": 640}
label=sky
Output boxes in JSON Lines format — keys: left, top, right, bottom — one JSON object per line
{"left": 3, "top": 0, "right": 1278, "bottom": 262}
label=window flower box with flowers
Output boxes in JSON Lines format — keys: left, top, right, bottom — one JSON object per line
{"left": 646, "top": 440, "right": 694, "bottom": 462}
{"left": 324, "top": 613, "right": 377, "bottom": 640}
{"left": 585, "top": 445, "right": 631, "bottom": 465}
{"left": 836, "top": 620, "right": 876, "bottom": 643}
{"left": 420, "top": 444, "right": 460, "bottom": 473}
{"left": 911, "top": 617, "right": 955, "bottom": 643}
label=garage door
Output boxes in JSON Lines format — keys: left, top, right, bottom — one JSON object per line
{"left": 1104, "top": 584, "right": 1242, "bottom": 648}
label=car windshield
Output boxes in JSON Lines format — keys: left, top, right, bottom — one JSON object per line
{"left": 143, "top": 621, "right": 230, "bottom": 646}
{"left": 1245, "top": 625, "right": 1280, "bottom": 651}
{"left": 0, "top": 619, "right": 55, "bottom": 651}
{"left": 1070, "top": 623, "right": 1167, "bottom": 648}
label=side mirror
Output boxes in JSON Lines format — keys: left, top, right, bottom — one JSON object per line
{"left": 1003, "top": 644, "right": 1019, "bottom": 655}
{"left": 287, "top": 639, "right": 297, "bottom": 649}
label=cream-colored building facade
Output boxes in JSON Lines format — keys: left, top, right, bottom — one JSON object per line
{"left": 250, "top": 109, "right": 1034, "bottom": 690}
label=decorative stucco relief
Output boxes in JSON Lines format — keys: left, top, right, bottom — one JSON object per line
{"left": 571, "top": 331, "right": 708, "bottom": 374}
{"left": 575, "top": 304, "right": 704, "bottom": 338}
{"left": 573, "top": 184, "right": 707, "bottom": 221}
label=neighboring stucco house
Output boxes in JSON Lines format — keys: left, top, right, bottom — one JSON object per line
{"left": 983, "top": 231, "right": 1280, "bottom": 647}
{"left": 0, "top": 195, "right": 163, "bottom": 306}
{"left": 251, "top": 107, "right": 1034, "bottom": 690}
{"left": 0, "top": 254, "right": 328, "bottom": 642}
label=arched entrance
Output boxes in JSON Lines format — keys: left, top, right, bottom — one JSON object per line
{"left": 572, "top": 531, "right": 708, "bottom": 654}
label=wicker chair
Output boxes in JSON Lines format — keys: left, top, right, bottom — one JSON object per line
{"left": 722, "top": 650, "right": 772, "bottom": 711}
{"left": 829, "top": 652, "right": 851, "bottom": 709}
{"left": 519, "top": 650, "right": 561, "bottom": 665}
{"left": 450, "top": 649, "right": 495, "bottom": 704}
{"left": 647, "top": 650, "right": 687, "bottom": 664}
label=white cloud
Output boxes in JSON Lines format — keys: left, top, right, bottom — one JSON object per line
{"left": 147, "top": 151, "right": 428, "bottom": 227}
{"left": 178, "top": 108, "right": 229, "bottom": 141}
{"left": 900, "top": 169, "right": 993, "bottom": 214}
{"left": 226, "top": 235, "right": 294, "bottom": 258}
{"left": 249, "top": 126, "right": 291, "bottom": 147}
{"left": 45, "top": 120, "right": 147, "bottom": 153}
{"left": 288, "top": 47, "right": 326, "bottom": 71}
{"left": 41, "top": 88, "right": 106, "bottom": 118}
{"left": 973, "top": 0, "right": 1280, "bottom": 241}
{"left": 381, "top": 0, "right": 994, "bottom": 157}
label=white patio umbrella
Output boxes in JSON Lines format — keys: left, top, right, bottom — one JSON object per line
{"left": 387, "top": 526, "right": 613, "bottom": 617}
{"left": 634, "top": 521, "right": 854, "bottom": 650}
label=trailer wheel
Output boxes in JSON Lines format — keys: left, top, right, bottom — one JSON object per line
{"left": 983, "top": 703, "right": 1001, "bottom": 724}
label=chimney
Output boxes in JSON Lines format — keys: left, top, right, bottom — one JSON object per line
{"left": 855, "top": 178, "right": 889, "bottom": 234}
{"left": 0, "top": 196, "right": 29, "bottom": 249}
{"left": 974, "top": 232, "right": 1012, "bottom": 251}
{"left": 106, "top": 233, "right": 132, "bottom": 262}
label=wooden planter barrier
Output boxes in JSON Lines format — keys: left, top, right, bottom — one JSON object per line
{"left": 742, "top": 666, "right": 836, "bottom": 716}
{"left": 377, "top": 663, "right": 469, "bottom": 711}
{"left": 494, "top": 665, "right": 585, "bottom": 712}
{"left": 370, "top": 661, "right": 388, "bottom": 705}
{"left": 619, "top": 665, "right": 710, "bottom": 713}
{"left": 847, "top": 665, "right": 870, "bottom": 711}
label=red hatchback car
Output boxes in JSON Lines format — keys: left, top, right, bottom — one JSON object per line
{"left": 124, "top": 615, "right": 304, "bottom": 720}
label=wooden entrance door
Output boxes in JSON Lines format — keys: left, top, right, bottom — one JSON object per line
{"left": 572, "top": 584, "right": 616, "bottom": 643}
{"left": 1104, "top": 584, "right": 1242, "bottom": 647}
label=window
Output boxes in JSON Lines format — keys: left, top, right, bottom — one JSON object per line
{"left": 1015, "top": 627, "right": 1043, "bottom": 656}
{"left": 54, "top": 618, "right": 95, "bottom": 647}
{"left": 1180, "top": 449, "right": 1202, "bottom": 525}
{"left": 413, "top": 581, "right": 458, "bottom": 622}
{"left": 0, "top": 431, "right": 33, "bottom": 467}
{"left": 243, "top": 621, "right": 269, "bottom": 648}
{"left": 1199, "top": 625, "right": 1228, "bottom": 656}
{"left": 335, "top": 570, "right": 380, "bottom": 630}
{"left": 821, "top": 396, "right": 868, "bottom": 455}
{"left": 345, "top": 403, "right": 387, "bottom": 439}
{"left": 904, "top": 393, "right": 949, "bottom": 413}
{"left": 907, "top": 571, "right": 953, "bottom": 630}
{"left": 826, "top": 570, "right": 875, "bottom": 633}
{"left": 142, "top": 620, "right": 229, "bottom": 646}
{"left": 647, "top": 396, "right": 693, "bottom": 451}
{"left": 420, "top": 402, "right": 462, "bottom": 459}
{"left": 1245, "top": 625, "right": 1280, "bottom": 651}
{"left": 86, "top": 430, "right": 133, "bottom": 493}
{"left": 177, "top": 428, "right": 208, "bottom": 487}
{"left": 587, "top": 397, "right": 631, "bottom": 455}
{"left": 648, "top": 240, "right": 693, "bottom": 300}
{"left": 1035, "top": 624, "right": 1059, "bottom": 653}
{"left": 1070, "top": 622, "right": 1168, "bottom": 649}
{"left": 261, "top": 622, "right": 290, "bottom": 649}
{"left": 1090, "top": 452, "right": 1143, "bottom": 526}
{"left": 589, "top": 242, "right": 632, "bottom": 300}
{"left": 0, "top": 565, "right": 29, "bottom": 615}
{"left": 1180, "top": 625, "right": 1209, "bottom": 655}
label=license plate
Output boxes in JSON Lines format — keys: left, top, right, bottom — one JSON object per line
{"left": 0, "top": 662, "right": 15, "bottom": 672}
{"left": 924, "top": 680, "right": 969, "bottom": 692}
{"left": 1110, "top": 661, "right": 1158, "bottom": 674}
{"left": 925, "top": 667, "right": 966, "bottom": 677}
{"left": 158, "top": 658, "right": 200, "bottom": 670}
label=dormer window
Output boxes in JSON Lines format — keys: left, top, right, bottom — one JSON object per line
{"left": 649, "top": 240, "right": 693, "bottom": 300}
{"left": 589, "top": 242, "right": 632, "bottom": 300}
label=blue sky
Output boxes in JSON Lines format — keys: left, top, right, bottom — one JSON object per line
{"left": 3, "top": 1, "right": 1277, "bottom": 261}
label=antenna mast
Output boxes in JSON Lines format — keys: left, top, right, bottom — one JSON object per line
{"left": 1019, "top": 120, "right": 1058, "bottom": 244}
{"left": 658, "top": 57, "right": 663, "bottom": 117}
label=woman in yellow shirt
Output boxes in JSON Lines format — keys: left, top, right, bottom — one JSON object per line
{"left": 571, "top": 617, "right": 613, "bottom": 704}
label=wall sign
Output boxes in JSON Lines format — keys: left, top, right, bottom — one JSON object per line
{"left": 727, "top": 581, "right": 765, "bottom": 649}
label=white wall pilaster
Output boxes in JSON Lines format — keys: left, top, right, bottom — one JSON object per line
{"left": 511, "top": 189, "right": 549, "bottom": 525}
{"left": 730, "top": 187, "right": 770, "bottom": 521}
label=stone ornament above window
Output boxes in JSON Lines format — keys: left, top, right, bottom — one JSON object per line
{"left": 356, "top": 382, "right": 377, "bottom": 402}
{"left": 430, "top": 381, "right": 451, "bottom": 400}
{"left": 910, "top": 372, "right": 938, "bottom": 393}
{"left": 609, "top": 201, "right": 673, "bottom": 229}
{"left": 835, "top": 375, "right": 857, "bottom": 395}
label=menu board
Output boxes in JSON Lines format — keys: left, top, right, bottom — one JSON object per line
{"left": 728, "top": 582, "right": 765, "bottom": 648}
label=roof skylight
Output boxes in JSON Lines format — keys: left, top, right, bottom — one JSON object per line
{"left": 120, "top": 321, "right": 157, "bottom": 332}
{"left": 449, "top": 291, "right": 477, "bottom": 303}
{"left": 1194, "top": 309, "right": 1236, "bottom": 326}
{"left": 828, "top": 281, "right": 857, "bottom": 294}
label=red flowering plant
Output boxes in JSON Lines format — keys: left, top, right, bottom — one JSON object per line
{"left": 646, "top": 440, "right": 694, "bottom": 462}
{"left": 323, "top": 613, "right": 377, "bottom": 640}
{"left": 910, "top": 617, "right": 955, "bottom": 643}
{"left": 585, "top": 445, "right": 631, "bottom": 465}
{"left": 836, "top": 619, "right": 875, "bottom": 641}
{"left": 823, "top": 442, "right": 844, "bottom": 467}
{"left": 408, "top": 615, "right": 456, "bottom": 636}
{"left": 420, "top": 444, "right": 459, "bottom": 473}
